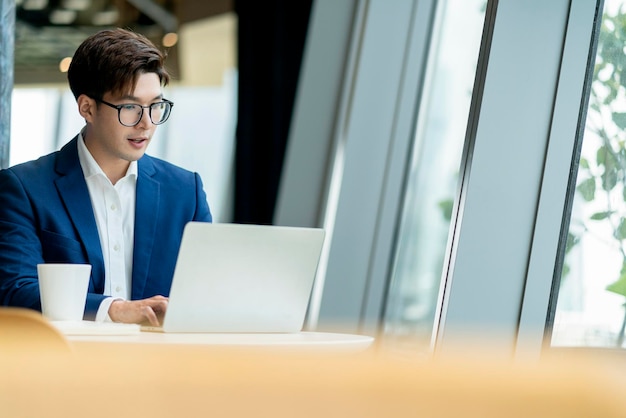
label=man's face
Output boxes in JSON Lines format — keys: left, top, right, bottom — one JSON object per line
{"left": 82, "top": 72, "right": 163, "bottom": 175}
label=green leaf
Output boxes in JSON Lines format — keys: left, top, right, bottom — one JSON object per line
{"left": 590, "top": 211, "right": 613, "bottom": 221}
{"left": 607, "top": 271, "right": 626, "bottom": 297}
{"left": 602, "top": 168, "right": 618, "bottom": 191}
{"left": 616, "top": 218, "right": 626, "bottom": 240}
{"left": 564, "top": 232, "right": 580, "bottom": 254}
{"left": 613, "top": 112, "right": 626, "bottom": 130}
{"left": 580, "top": 157, "right": 590, "bottom": 169}
{"left": 597, "top": 144, "right": 619, "bottom": 191}
{"left": 577, "top": 177, "right": 596, "bottom": 201}
{"left": 590, "top": 102, "right": 601, "bottom": 113}
{"left": 597, "top": 145, "right": 607, "bottom": 165}
{"left": 438, "top": 198, "right": 454, "bottom": 221}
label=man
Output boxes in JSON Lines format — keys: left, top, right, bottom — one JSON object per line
{"left": 0, "top": 28, "right": 212, "bottom": 325}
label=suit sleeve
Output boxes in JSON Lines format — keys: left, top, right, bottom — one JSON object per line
{"left": 0, "top": 168, "right": 107, "bottom": 318}
{"left": 193, "top": 172, "right": 213, "bottom": 223}
{"left": 0, "top": 169, "right": 44, "bottom": 309}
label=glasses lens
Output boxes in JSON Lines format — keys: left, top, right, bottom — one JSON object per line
{"left": 119, "top": 104, "right": 143, "bottom": 127}
{"left": 150, "top": 102, "right": 172, "bottom": 125}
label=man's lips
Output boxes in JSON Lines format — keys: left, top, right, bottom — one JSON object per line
{"left": 127, "top": 137, "right": 149, "bottom": 148}
{"left": 128, "top": 137, "right": 148, "bottom": 144}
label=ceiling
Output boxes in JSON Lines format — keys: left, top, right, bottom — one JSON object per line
{"left": 14, "top": 0, "right": 233, "bottom": 84}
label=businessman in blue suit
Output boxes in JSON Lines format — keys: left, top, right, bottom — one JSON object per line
{"left": 0, "top": 29, "right": 212, "bottom": 325}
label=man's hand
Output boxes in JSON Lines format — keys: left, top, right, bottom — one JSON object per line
{"left": 108, "top": 295, "right": 168, "bottom": 326}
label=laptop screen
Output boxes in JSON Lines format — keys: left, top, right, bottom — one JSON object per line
{"left": 160, "top": 222, "right": 325, "bottom": 333}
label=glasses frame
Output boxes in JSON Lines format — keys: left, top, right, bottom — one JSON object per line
{"left": 94, "top": 98, "right": 174, "bottom": 127}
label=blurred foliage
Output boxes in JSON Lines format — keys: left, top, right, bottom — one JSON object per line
{"left": 570, "top": 7, "right": 626, "bottom": 300}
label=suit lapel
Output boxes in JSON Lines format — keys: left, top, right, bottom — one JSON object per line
{"left": 54, "top": 137, "right": 105, "bottom": 293}
{"left": 131, "top": 156, "right": 159, "bottom": 299}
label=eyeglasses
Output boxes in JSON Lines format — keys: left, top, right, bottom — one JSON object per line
{"left": 95, "top": 98, "right": 174, "bottom": 127}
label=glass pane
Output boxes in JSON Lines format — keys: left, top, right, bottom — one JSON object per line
{"left": 551, "top": 0, "right": 626, "bottom": 348}
{"left": 9, "top": 88, "right": 65, "bottom": 165}
{"left": 381, "top": 0, "right": 487, "bottom": 354}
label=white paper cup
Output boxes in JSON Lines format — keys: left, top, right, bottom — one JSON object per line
{"left": 37, "top": 263, "right": 91, "bottom": 321}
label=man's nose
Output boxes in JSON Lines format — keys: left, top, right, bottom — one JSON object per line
{"left": 136, "top": 108, "right": 152, "bottom": 128}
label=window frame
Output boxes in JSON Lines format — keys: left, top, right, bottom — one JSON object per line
{"left": 278, "top": 0, "right": 604, "bottom": 360}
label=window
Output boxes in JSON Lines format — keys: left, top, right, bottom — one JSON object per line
{"left": 551, "top": 0, "right": 626, "bottom": 348}
{"left": 382, "top": 0, "right": 487, "bottom": 353}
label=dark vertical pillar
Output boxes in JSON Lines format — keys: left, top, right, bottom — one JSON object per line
{"left": 233, "top": 0, "right": 314, "bottom": 224}
{"left": 0, "top": 0, "right": 15, "bottom": 169}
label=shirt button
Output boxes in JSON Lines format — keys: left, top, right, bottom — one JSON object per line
{"left": 110, "top": 204, "right": 117, "bottom": 211}
{"left": 115, "top": 286, "right": 122, "bottom": 293}
{"left": 113, "top": 244, "right": 120, "bottom": 252}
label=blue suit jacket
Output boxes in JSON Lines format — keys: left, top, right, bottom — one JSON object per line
{"left": 0, "top": 137, "right": 212, "bottom": 319}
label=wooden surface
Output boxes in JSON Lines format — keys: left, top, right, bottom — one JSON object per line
{"left": 3, "top": 340, "right": 626, "bottom": 417}
{"left": 3, "top": 309, "right": 626, "bottom": 417}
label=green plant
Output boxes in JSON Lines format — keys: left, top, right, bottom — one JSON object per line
{"left": 568, "top": 6, "right": 626, "bottom": 346}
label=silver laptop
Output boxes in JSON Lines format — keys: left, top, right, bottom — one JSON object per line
{"left": 146, "top": 222, "right": 325, "bottom": 333}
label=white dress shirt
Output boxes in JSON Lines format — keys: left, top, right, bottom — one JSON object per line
{"left": 76, "top": 131, "right": 137, "bottom": 322}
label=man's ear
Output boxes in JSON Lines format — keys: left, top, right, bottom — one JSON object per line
{"left": 77, "top": 94, "right": 95, "bottom": 122}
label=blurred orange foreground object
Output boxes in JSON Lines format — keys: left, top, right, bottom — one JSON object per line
{"left": 2, "top": 337, "right": 626, "bottom": 418}
{"left": 0, "top": 306, "right": 71, "bottom": 354}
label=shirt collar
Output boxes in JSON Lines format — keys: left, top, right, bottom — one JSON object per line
{"left": 77, "top": 129, "right": 138, "bottom": 181}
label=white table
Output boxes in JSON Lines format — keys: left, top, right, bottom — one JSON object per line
{"left": 51, "top": 321, "right": 375, "bottom": 352}
{"left": 66, "top": 330, "right": 374, "bottom": 350}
